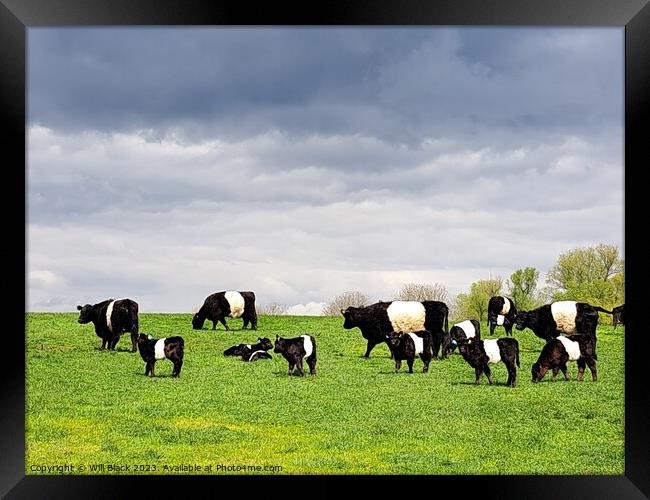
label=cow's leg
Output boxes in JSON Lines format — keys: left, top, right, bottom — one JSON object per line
{"left": 363, "top": 340, "right": 377, "bottom": 358}
{"left": 536, "top": 365, "right": 549, "bottom": 382}
{"left": 242, "top": 317, "right": 249, "bottom": 330}
{"left": 219, "top": 318, "right": 229, "bottom": 331}
{"left": 507, "top": 362, "right": 517, "bottom": 387}
{"left": 561, "top": 363, "right": 569, "bottom": 380}
{"left": 288, "top": 363, "right": 295, "bottom": 376}
{"left": 586, "top": 358, "right": 597, "bottom": 382}
{"left": 474, "top": 367, "right": 482, "bottom": 384}
{"left": 551, "top": 367, "right": 559, "bottom": 382}
{"left": 307, "top": 354, "right": 317, "bottom": 375}
{"left": 251, "top": 312, "right": 258, "bottom": 331}
{"left": 131, "top": 332, "right": 138, "bottom": 353}
{"left": 576, "top": 359, "right": 586, "bottom": 381}
{"left": 431, "top": 331, "right": 443, "bottom": 359}
{"left": 407, "top": 358, "right": 414, "bottom": 373}
{"left": 110, "top": 336, "right": 119, "bottom": 350}
{"left": 484, "top": 364, "right": 493, "bottom": 385}
{"left": 395, "top": 360, "right": 401, "bottom": 373}
{"left": 172, "top": 359, "right": 182, "bottom": 377}
{"left": 295, "top": 357, "right": 305, "bottom": 377}
{"left": 100, "top": 338, "right": 107, "bottom": 350}
{"left": 150, "top": 362, "right": 155, "bottom": 377}
{"left": 489, "top": 322, "right": 496, "bottom": 336}
{"left": 421, "top": 355, "right": 430, "bottom": 373}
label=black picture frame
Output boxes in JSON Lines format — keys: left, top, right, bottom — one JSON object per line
{"left": 2, "top": 0, "right": 647, "bottom": 497}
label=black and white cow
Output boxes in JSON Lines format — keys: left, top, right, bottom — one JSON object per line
{"left": 192, "top": 291, "right": 257, "bottom": 331}
{"left": 455, "top": 337, "right": 520, "bottom": 387}
{"left": 442, "top": 319, "right": 481, "bottom": 358}
{"left": 385, "top": 330, "right": 433, "bottom": 373}
{"left": 612, "top": 304, "right": 625, "bottom": 330}
{"left": 341, "top": 300, "right": 449, "bottom": 358}
{"left": 273, "top": 334, "right": 317, "bottom": 376}
{"left": 531, "top": 334, "right": 597, "bottom": 382}
{"left": 487, "top": 296, "right": 517, "bottom": 336}
{"left": 514, "top": 301, "right": 612, "bottom": 343}
{"left": 77, "top": 298, "right": 139, "bottom": 352}
{"left": 223, "top": 337, "right": 273, "bottom": 361}
{"left": 136, "top": 334, "right": 184, "bottom": 377}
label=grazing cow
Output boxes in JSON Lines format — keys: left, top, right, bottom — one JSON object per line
{"left": 514, "top": 301, "right": 612, "bottom": 343}
{"left": 223, "top": 337, "right": 273, "bottom": 361}
{"left": 487, "top": 296, "right": 517, "bottom": 336}
{"left": 612, "top": 304, "right": 625, "bottom": 330}
{"left": 273, "top": 334, "right": 317, "bottom": 376}
{"left": 531, "top": 334, "right": 597, "bottom": 382}
{"left": 192, "top": 291, "right": 257, "bottom": 331}
{"left": 136, "top": 334, "right": 184, "bottom": 377}
{"left": 454, "top": 337, "right": 520, "bottom": 387}
{"left": 341, "top": 300, "right": 449, "bottom": 358}
{"left": 442, "top": 319, "right": 481, "bottom": 358}
{"left": 77, "top": 298, "right": 139, "bottom": 352}
{"left": 385, "top": 330, "right": 433, "bottom": 373}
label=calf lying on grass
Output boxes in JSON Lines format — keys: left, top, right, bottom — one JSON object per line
{"left": 137, "top": 334, "right": 184, "bottom": 377}
{"left": 274, "top": 334, "right": 317, "bottom": 376}
{"left": 223, "top": 337, "right": 273, "bottom": 361}
{"left": 454, "top": 337, "right": 520, "bottom": 387}
{"left": 531, "top": 334, "right": 597, "bottom": 382}
{"left": 385, "top": 330, "right": 433, "bottom": 373}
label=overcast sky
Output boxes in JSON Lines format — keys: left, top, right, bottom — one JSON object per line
{"left": 27, "top": 27, "right": 624, "bottom": 314}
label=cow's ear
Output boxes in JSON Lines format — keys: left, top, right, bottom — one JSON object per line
{"left": 275, "top": 334, "right": 279, "bottom": 340}
{"left": 76, "top": 305, "right": 82, "bottom": 311}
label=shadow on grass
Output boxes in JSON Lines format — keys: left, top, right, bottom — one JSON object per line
{"left": 451, "top": 380, "right": 517, "bottom": 387}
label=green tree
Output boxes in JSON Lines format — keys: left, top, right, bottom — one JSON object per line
{"left": 546, "top": 244, "right": 624, "bottom": 323}
{"left": 455, "top": 276, "right": 503, "bottom": 322}
{"left": 507, "top": 267, "right": 540, "bottom": 311}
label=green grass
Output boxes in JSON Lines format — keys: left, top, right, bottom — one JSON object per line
{"left": 26, "top": 313, "right": 624, "bottom": 474}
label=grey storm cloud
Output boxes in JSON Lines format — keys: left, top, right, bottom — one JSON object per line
{"left": 28, "top": 27, "right": 622, "bottom": 143}
{"left": 26, "top": 27, "right": 624, "bottom": 312}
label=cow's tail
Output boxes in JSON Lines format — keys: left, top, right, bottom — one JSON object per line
{"left": 444, "top": 308, "right": 449, "bottom": 335}
{"left": 515, "top": 344, "right": 521, "bottom": 368}
{"left": 593, "top": 306, "right": 613, "bottom": 314}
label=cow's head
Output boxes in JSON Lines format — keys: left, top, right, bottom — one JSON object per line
{"left": 341, "top": 307, "right": 358, "bottom": 329}
{"left": 441, "top": 334, "right": 457, "bottom": 358}
{"left": 137, "top": 333, "right": 153, "bottom": 344}
{"left": 192, "top": 313, "right": 205, "bottom": 330}
{"left": 76, "top": 304, "right": 94, "bottom": 324}
{"left": 514, "top": 311, "right": 531, "bottom": 331}
{"left": 257, "top": 337, "right": 273, "bottom": 351}
{"left": 273, "top": 335, "right": 287, "bottom": 354}
{"left": 531, "top": 362, "right": 544, "bottom": 382}
{"left": 384, "top": 331, "right": 402, "bottom": 350}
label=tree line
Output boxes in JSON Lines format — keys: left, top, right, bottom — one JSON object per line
{"left": 259, "top": 244, "right": 624, "bottom": 324}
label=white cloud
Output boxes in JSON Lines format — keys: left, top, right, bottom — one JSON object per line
{"left": 285, "top": 302, "right": 325, "bottom": 316}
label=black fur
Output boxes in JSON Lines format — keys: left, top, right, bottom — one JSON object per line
{"left": 487, "top": 296, "right": 517, "bottom": 336}
{"left": 442, "top": 319, "right": 481, "bottom": 357}
{"left": 531, "top": 334, "right": 597, "bottom": 382}
{"left": 77, "top": 298, "right": 139, "bottom": 352}
{"left": 244, "top": 350, "right": 273, "bottom": 362}
{"left": 514, "top": 301, "right": 611, "bottom": 344}
{"left": 136, "top": 334, "right": 184, "bottom": 377}
{"left": 273, "top": 334, "right": 317, "bottom": 376}
{"left": 192, "top": 291, "right": 257, "bottom": 331}
{"left": 456, "top": 337, "right": 520, "bottom": 387}
{"left": 341, "top": 300, "right": 448, "bottom": 358}
{"left": 612, "top": 304, "right": 625, "bottom": 330}
{"left": 385, "top": 330, "right": 433, "bottom": 373}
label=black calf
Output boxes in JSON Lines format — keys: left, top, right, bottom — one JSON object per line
{"left": 273, "top": 334, "right": 317, "bottom": 376}
{"left": 531, "top": 334, "right": 597, "bottom": 382}
{"left": 223, "top": 337, "right": 273, "bottom": 357}
{"left": 456, "top": 337, "right": 520, "bottom": 387}
{"left": 385, "top": 330, "right": 433, "bottom": 373}
{"left": 136, "top": 334, "right": 184, "bottom": 377}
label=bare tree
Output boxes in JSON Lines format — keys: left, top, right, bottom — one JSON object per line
{"left": 322, "top": 291, "right": 370, "bottom": 316}
{"left": 257, "top": 302, "right": 286, "bottom": 315}
{"left": 395, "top": 282, "right": 448, "bottom": 302}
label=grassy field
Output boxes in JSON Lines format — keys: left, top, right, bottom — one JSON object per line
{"left": 26, "top": 313, "right": 624, "bottom": 475}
